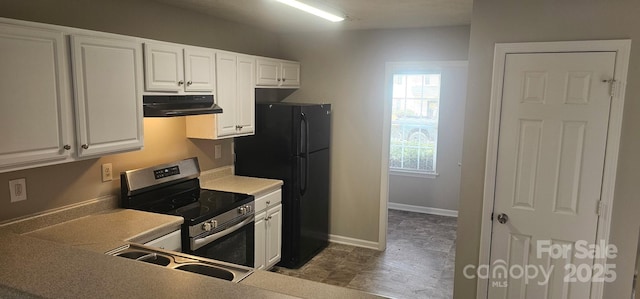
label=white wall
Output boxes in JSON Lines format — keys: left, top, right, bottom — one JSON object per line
{"left": 279, "top": 26, "right": 470, "bottom": 243}
{"left": 455, "top": 1, "right": 640, "bottom": 298}
{"left": 389, "top": 65, "right": 467, "bottom": 212}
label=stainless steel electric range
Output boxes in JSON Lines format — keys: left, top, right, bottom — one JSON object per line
{"left": 121, "top": 157, "right": 255, "bottom": 268}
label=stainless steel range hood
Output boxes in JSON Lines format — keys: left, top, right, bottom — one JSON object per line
{"left": 143, "top": 95, "right": 223, "bottom": 117}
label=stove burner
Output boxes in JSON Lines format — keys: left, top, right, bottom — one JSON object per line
{"left": 175, "top": 203, "right": 210, "bottom": 219}
{"left": 171, "top": 196, "right": 197, "bottom": 206}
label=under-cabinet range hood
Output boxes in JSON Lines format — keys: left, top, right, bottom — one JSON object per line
{"left": 143, "top": 95, "right": 223, "bottom": 117}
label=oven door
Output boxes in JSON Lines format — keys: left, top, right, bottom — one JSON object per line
{"left": 189, "top": 215, "right": 255, "bottom": 268}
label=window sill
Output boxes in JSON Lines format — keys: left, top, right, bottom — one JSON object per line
{"left": 389, "top": 170, "right": 439, "bottom": 179}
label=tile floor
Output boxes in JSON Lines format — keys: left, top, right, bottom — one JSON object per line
{"left": 273, "top": 209, "right": 457, "bottom": 298}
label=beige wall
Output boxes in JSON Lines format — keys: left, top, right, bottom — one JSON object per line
{"left": 278, "top": 26, "right": 470, "bottom": 242}
{"left": 0, "top": 118, "right": 232, "bottom": 221}
{"left": 0, "top": 0, "right": 281, "bottom": 57}
{"left": 455, "top": 1, "right": 640, "bottom": 298}
{"left": 389, "top": 65, "right": 467, "bottom": 212}
{"left": 0, "top": 0, "right": 281, "bottom": 222}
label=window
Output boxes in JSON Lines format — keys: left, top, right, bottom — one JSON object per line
{"left": 389, "top": 72, "right": 440, "bottom": 174}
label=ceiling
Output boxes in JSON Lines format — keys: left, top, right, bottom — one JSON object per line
{"left": 149, "top": 0, "right": 473, "bottom": 33}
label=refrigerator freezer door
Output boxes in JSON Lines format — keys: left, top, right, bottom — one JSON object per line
{"left": 298, "top": 104, "right": 331, "bottom": 155}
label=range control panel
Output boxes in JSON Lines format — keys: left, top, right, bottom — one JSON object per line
{"left": 154, "top": 166, "right": 181, "bottom": 179}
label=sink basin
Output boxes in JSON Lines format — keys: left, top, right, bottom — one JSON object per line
{"left": 106, "top": 244, "right": 253, "bottom": 283}
{"left": 116, "top": 251, "right": 171, "bottom": 266}
{"left": 174, "top": 264, "right": 235, "bottom": 281}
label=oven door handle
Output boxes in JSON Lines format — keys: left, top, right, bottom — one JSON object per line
{"left": 191, "top": 216, "right": 254, "bottom": 251}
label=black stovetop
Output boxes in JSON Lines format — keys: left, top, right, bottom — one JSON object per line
{"left": 123, "top": 179, "right": 253, "bottom": 225}
{"left": 168, "top": 189, "right": 253, "bottom": 225}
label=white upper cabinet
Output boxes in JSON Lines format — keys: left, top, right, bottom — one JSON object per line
{"left": 0, "top": 23, "right": 73, "bottom": 171}
{"left": 256, "top": 58, "right": 300, "bottom": 88}
{"left": 184, "top": 48, "right": 215, "bottom": 92}
{"left": 70, "top": 35, "right": 144, "bottom": 157}
{"left": 143, "top": 43, "right": 215, "bottom": 93}
{"left": 236, "top": 55, "right": 256, "bottom": 135}
{"left": 215, "top": 52, "right": 239, "bottom": 137}
{"left": 186, "top": 52, "right": 255, "bottom": 140}
{"left": 143, "top": 43, "right": 183, "bottom": 92}
{"left": 256, "top": 59, "right": 280, "bottom": 86}
{"left": 280, "top": 61, "right": 301, "bottom": 87}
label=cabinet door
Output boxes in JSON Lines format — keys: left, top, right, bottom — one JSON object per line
{"left": 266, "top": 204, "right": 282, "bottom": 268}
{"left": 143, "top": 43, "right": 184, "bottom": 92}
{"left": 281, "top": 62, "right": 301, "bottom": 87}
{"left": 254, "top": 211, "right": 267, "bottom": 270}
{"left": 256, "top": 59, "right": 279, "bottom": 86}
{"left": 236, "top": 55, "right": 255, "bottom": 135}
{"left": 71, "top": 35, "right": 144, "bottom": 157}
{"left": 215, "top": 52, "right": 238, "bottom": 138}
{"left": 0, "top": 24, "right": 73, "bottom": 171}
{"left": 184, "top": 48, "right": 215, "bottom": 92}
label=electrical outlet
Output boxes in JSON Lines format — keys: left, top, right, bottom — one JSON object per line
{"left": 102, "top": 163, "right": 113, "bottom": 182}
{"left": 214, "top": 145, "right": 222, "bottom": 159}
{"left": 9, "top": 178, "right": 27, "bottom": 203}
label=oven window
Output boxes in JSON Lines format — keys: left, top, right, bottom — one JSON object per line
{"left": 192, "top": 222, "right": 255, "bottom": 268}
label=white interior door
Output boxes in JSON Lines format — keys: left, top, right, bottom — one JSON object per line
{"left": 489, "top": 52, "right": 616, "bottom": 298}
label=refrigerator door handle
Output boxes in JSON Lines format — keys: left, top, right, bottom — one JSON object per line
{"left": 300, "top": 112, "right": 310, "bottom": 196}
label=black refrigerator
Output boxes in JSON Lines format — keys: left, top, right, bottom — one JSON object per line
{"left": 234, "top": 102, "right": 330, "bottom": 269}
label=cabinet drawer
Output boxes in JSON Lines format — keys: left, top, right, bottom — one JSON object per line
{"left": 255, "top": 189, "right": 282, "bottom": 213}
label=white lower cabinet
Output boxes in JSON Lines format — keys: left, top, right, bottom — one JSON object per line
{"left": 144, "top": 229, "right": 182, "bottom": 251}
{"left": 254, "top": 188, "right": 282, "bottom": 270}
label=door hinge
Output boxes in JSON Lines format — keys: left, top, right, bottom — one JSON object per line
{"left": 603, "top": 79, "right": 620, "bottom": 98}
{"left": 490, "top": 212, "right": 494, "bottom": 221}
{"left": 596, "top": 200, "right": 606, "bottom": 216}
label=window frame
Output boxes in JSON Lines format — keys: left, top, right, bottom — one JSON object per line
{"left": 389, "top": 70, "right": 442, "bottom": 175}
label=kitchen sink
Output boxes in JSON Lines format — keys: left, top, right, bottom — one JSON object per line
{"left": 106, "top": 244, "right": 252, "bottom": 283}
{"left": 116, "top": 251, "right": 172, "bottom": 266}
{"left": 174, "top": 264, "right": 235, "bottom": 281}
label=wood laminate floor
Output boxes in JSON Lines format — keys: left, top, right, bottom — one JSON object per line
{"left": 273, "top": 209, "right": 457, "bottom": 298}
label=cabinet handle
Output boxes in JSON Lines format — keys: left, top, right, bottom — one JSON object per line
{"left": 267, "top": 216, "right": 272, "bottom": 221}
{"left": 81, "top": 144, "right": 89, "bottom": 150}
{"left": 277, "top": 78, "right": 281, "bottom": 82}
{"left": 282, "top": 78, "right": 286, "bottom": 82}
{"left": 178, "top": 80, "right": 184, "bottom": 86}
{"left": 63, "top": 145, "right": 71, "bottom": 150}
{"left": 187, "top": 81, "right": 193, "bottom": 86}
{"left": 266, "top": 201, "right": 270, "bottom": 205}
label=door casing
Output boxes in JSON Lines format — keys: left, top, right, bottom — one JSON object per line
{"left": 477, "top": 40, "right": 631, "bottom": 299}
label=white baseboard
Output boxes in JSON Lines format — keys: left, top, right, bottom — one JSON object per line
{"left": 328, "top": 234, "right": 380, "bottom": 250}
{"left": 388, "top": 202, "right": 458, "bottom": 217}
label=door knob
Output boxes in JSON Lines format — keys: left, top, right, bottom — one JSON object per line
{"left": 497, "top": 213, "right": 509, "bottom": 224}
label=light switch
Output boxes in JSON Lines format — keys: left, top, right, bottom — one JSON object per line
{"left": 9, "top": 178, "right": 27, "bottom": 203}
